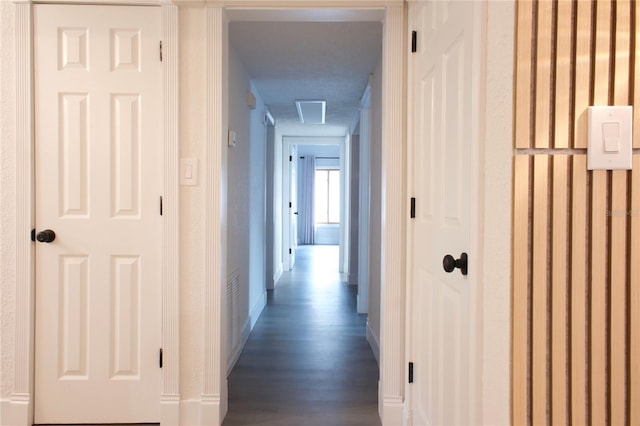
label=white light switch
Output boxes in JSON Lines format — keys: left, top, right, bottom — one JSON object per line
{"left": 180, "top": 158, "right": 198, "bottom": 186}
{"left": 587, "top": 106, "right": 633, "bottom": 170}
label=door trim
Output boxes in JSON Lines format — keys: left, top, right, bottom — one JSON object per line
{"left": 11, "top": 2, "right": 180, "bottom": 425}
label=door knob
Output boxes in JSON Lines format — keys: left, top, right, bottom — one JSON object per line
{"left": 443, "top": 252, "right": 467, "bottom": 276}
{"left": 36, "top": 229, "right": 56, "bottom": 243}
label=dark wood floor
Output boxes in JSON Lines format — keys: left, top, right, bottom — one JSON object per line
{"left": 223, "top": 245, "right": 381, "bottom": 426}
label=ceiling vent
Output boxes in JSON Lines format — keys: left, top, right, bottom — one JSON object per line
{"left": 295, "top": 100, "right": 326, "bottom": 124}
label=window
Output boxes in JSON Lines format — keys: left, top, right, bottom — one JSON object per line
{"left": 315, "top": 169, "right": 340, "bottom": 224}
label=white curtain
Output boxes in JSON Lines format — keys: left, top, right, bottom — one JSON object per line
{"left": 299, "top": 156, "right": 315, "bottom": 244}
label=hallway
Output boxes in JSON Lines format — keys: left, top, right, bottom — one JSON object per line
{"left": 223, "top": 245, "right": 381, "bottom": 425}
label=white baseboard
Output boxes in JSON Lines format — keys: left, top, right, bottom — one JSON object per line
{"left": 273, "top": 264, "right": 283, "bottom": 287}
{"left": 249, "top": 290, "right": 267, "bottom": 329}
{"left": 1, "top": 396, "right": 32, "bottom": 426}
{"left": 366, "top": 320, "right": 380, "bottom": 365}
{"left": 381, "top": 395, "right": 404, "bottom": 426}
{"left": 227, "top": 317, "right": 251, "bottom": 376}
{"left": 179, "top": 396, "right": 225, "bottom": 426}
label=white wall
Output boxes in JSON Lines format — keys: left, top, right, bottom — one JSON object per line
{"left": 227, "top": 45, "right": 267, "bottom": 367}
{"left": 367, "top": 56, "right": 383, "bottom": 351}
{"left": 481, "top": 2, "right": 514, "bottom": 423}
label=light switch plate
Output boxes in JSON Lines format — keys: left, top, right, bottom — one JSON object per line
{"left": 587, "top": 106, "right": 633, "bottom": 170}
{"left": 180, "top": 158, "right": 198, "bottom": 186}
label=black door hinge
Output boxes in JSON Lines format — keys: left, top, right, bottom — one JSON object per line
{"left": 408, "top": 362, "right": 414, "bottom": 383}
{"left": 289, "top": 248, "right": 292, "bottom": 254}
{"left": 160, "top": 196, "right": 163, "bottom": 216}
{"left": 160, "top": 41, "right": 163, "bottom": 62}
{"left": 410, "top": 197, "right": 416, "bottom": 218}
{"left": 289, "top": 155, "right": 292, "bottom": 162}
{"left": 31, "top": 228, "right": 36, "bottom": 242}
{"left": 159, "top": 348, "right": 163, "bottom": 368}
{"left": 411, "top": 31, "right": 417, "bottom": 53}
{"left": 289, "top": 202, "right": 292, "bottom": 208}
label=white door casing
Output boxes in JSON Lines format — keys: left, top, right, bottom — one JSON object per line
{"left": 407, "top": 1, "right": 481, "bottom": 425}
{"left": 34, "top": 5, "right": 162, "bottom": 423}
{"left": 289, "top": 144, "right": 297, "bottom": 269}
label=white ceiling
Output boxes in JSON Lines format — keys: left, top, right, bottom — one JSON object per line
{"left": 229, "top": 20, "right": 383, "bottom": 134}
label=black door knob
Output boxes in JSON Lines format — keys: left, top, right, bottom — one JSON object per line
{"left": 36, "top": 229, "right": 56, "bottom": 243}
{"left": 443, "top": 252, "right": 468, "bottom": 276}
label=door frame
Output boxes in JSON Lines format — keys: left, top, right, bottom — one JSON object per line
{"left": 206, "top": 1, "right": 406, "bottom": 424}
{"left": 10, "top": 1, "right": 180, "bottom": 425}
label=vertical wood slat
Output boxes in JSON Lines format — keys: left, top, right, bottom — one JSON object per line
{"left": 535, "top": 1, "right": 554, "bottom": 149}
{"left": 551, "top": 155, "right": 568, "bottom": 425}
{"left": 593, "top": 0, "right": 612, "bottom": 105}
{"left": 590, "top": 170, "right": 608, "bottom": 426}
{"left": 571, "top": 155, "right": 588, "bottom": 426}
{"left": 609, "top": 170, "right": 628, "bottom": 426}
{"left": 631, "top": 156, "right": 640, "bottom": 426}
{"left": 590, "top": 2, "right": 612, "bottom": 423}
{"left": 532, "top": 156, "right": 549, "bottom": 425}
{"left": 515, "top": 1, "right": 534, "bottom": 149}
{"left": 573, "top": 0, "right": 593, "bottom": 149}
{"left": 513, "top": 155, "right": 531, "bottom": 426}
{"left": 554, "top": 1, "right": 572, "bottom": 149}
{"left": 607, "top": 6, "right": 631, "bottom": 417}
{"left": 634, "top": 1, "right": 640, "bottom": 148}
{"left": 613, "top": 0, "right": 631, "bottom": 105}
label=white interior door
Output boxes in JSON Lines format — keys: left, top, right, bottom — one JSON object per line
{"left": 408, "top": 1, "right": 478, "bottom": 425}
{"left": 34, "top": 5, "right": 162, "bottom": 423}
{"left": 289, "top": 144, "right": 298, "bottom": 269}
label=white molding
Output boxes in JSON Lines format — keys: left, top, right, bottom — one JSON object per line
{"left": 13, "top": 4, "right": 180, "bottom": 425}
{"left": 366, "top": 320, "right": 380, "bottom": 365}
{"left": 379, "top": 4, "right": 405, "bottom": 425}
{"left": 203, "top": 6, "right": 228, "bottom": 425}
{"left": 226, "top": 317, "right": 251, "bottom": 375}
{"left": 161, "top": 4, "right": 181, "bottom": 425}
{"left": 249, "top": 290, "right": 267, "bottom": 329}
{"left": 12, "top": 3, "right": 34, "bottom": 425}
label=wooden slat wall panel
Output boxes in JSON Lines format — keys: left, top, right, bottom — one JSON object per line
{"left": 515, "top": 1, "right": 534, "bottom": 149}
{"left": 570, "top": 155, "right": 588, "bottom": 426}
{"left": 631, "top": 156, "right": 640, "bottom": 426}
{"left": 573, "top": 0, "right": 592, "bottom": 149}
{"left": 551, "top": 155, "right": 568, "bottom": 425}
{"left": 535, "top": 1, "right": 554, "bottom": 149}
{"left": 554, "top": 1, "right": 572, "bottom": 149}
{"left": 532, "top": 156, "right": 549, "bottom": 424}
{"left": 590, "top": 170, "right": 607, "bottom": 426}
{"left": 512, "top": 156, "right": 531, "bottom": 426}
{"left": 635, "top": 2, "right": 640, "bottom": 148}
{"left": 512, "top": 1, "right": 640, "bottom": 424}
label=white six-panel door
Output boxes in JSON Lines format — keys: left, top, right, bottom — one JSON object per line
{"left": 34, "top": 5, "right": 162, "bottom": 423}
{"left": 409, "top": 1, "right": 477, "bottom": 425}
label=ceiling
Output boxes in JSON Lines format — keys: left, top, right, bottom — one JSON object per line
{"left": 229, "top": 20, "right": 383, "bottom": 135}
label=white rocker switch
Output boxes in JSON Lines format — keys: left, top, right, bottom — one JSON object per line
{"left": 180, "top": 158, "right": 199, "bottom": 186}
{"left": 587, "top": 106, "right": 632, "bottom": 170}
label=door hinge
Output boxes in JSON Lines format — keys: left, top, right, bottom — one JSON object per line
{"left": 289, "top": 248, "right": 292, "bottom": 254}
{"left": 289, "top": 155, "right": 292, "bottom": 162}
{"left": 411, "top": 31, "right": 417, "bottom": 53}
{"left": 289, "top": 202, "right": 292, "bottom": 208}
{"left": 160, "top": 196, "right": 163, "bottom": 216}
{"left": 408, "top": 362, "right": 414, "bottom": 383}
{"left": 159, "top": 348, "right": 163, "bottom": 368}
{"left": 159, "top": 41, "right": 163, "bottom": 62}
{"left": 31, "top": 228, "right": 36, "bottom": 242}
{"left": 410, "top": 197, "right": 416, "bottom": 218}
